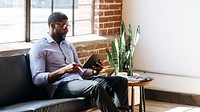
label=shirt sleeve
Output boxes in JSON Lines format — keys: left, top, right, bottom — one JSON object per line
{"left": 68, "top": 42, "right": 86, "bottom": 76}
{"left": 29, "top": 43, "right": 49, "bottom": 86}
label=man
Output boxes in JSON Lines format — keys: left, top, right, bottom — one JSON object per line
{"left": 29, "top": 12, "right": 129, "bottom": 112}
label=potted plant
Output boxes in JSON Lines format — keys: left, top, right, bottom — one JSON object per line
{"left": 106, "top": 21, "right": 140, "bottom": 76}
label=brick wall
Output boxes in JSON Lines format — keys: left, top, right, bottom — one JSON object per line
{"left": 94, "top": 0, "right": 122, "bottom": 35}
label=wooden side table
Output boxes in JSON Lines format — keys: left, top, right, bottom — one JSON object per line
{"left": 128, "top": 80, "right": 152, "bottom": 112}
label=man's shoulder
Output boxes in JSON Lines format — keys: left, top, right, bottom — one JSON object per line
{"left": 33, "top": 38, "right": 47, "bottom": 45}
{"left": 30, "top": 38, "right": 49, "bottom": 50}
{"left": 36, "top": 33, "right": 53, "bottom": 44}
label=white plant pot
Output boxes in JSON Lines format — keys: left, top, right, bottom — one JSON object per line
{"left": 128, "top": 86, "right": 140, "bottom": 105}
{"left": 117, "top": 72, "right": 128, "bottom": 78}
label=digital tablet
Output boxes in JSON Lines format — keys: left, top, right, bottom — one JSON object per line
{"left": 83, "top": 54, "right": 107, "bottom": 68}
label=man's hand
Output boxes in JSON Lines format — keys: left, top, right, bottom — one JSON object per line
{"left": 63, "top": 63, "right": 83, "bottom": 73}
{"left": 48, "top": 63, "right": 83, "bottom": 84}
{"left": 92, "top": 59, "right": 103, "bottom": 75}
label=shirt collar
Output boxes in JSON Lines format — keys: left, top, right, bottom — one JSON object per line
{"left": 45, "top": 33, "right": 55, "bottom": 43}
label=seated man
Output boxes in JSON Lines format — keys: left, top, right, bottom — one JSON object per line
{"left": 29, "top": 12, "right": 129, "bottom": 112}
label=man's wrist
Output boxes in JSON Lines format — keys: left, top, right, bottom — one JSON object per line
{"left": 92, "top": 69, "right": 98, "bottom": 75}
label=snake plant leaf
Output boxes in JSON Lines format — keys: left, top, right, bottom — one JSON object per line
{"left": 120, "top": 21, "right": 126, "bottom": 38}
{"left": 127, "top": 24, "right": 132, "bottom": 52}
{"left": 123, "top": 50, "right": 130, "bottom": 70}
{"left": 114, "top": 38, "right": 119, "bottom": 55}
{"left": 119, "top": 52, "right": 126, "bottom": 71}
{"left": 127, "top": 50, "right": 134, "bottom": 75}
{"left": 131, "top": 25, "right": 140, "bottom": 57}
{"left": 119, "top": 21, "right": 126, "bottom": 57}
{"left": 119, "top": 31, "right": 126, "bottom": 71}
{"left": 120, "top": 31, "right": 126, "bottom": 52}
{"left": 105, "top": 48, "right": 113, "bottom": 67}
{"left": 134, "top": 25, "right": 140, "bottom": 47}
{"left": 112, "top": 39, "right": 119, "bottom": 70}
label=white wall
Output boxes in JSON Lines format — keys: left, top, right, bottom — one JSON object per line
{"left": 122, "top": 0, "right": 200, "bottom": 95}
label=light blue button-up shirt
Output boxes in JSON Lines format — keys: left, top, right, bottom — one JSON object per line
{"left": 29, "top": 33, "right": 85, "bottom": 98}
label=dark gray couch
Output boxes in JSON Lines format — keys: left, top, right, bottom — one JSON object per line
{"left": 0, "top": 54, "right": 95, "bottom": 112}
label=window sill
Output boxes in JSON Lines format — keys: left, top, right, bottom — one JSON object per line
{"left": 0, "top": 34, "right": 116, "bottom": 57}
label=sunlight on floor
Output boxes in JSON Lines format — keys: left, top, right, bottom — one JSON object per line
{"left": 165, "top": 107, "right": 200, "bottom": 112}
{"left": 81, "top": 100, "right": 200, "bottom": 112}
{"left": 145, "top": 100, "right": 200, "bottom": 112}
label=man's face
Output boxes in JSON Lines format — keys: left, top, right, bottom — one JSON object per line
{"left": 53, "top": 19, "right": 70, "bottom": 41}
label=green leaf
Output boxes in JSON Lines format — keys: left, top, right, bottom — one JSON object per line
{"left": 131, "top": 25, "right": 140, "bottom": 57}
{"left": 119, "top": 31, "right": 127, "bottom": 71}
{"left": 112, "top": 39, "right": 119, "bottom": 70}
{"left": 105, "top": 48, "right": 113, "bottom": 67}
{"left": 134, "top": 25, "right": 140, "bottom": 47}
{"left": 120, "top": 21, "right": 126, "bottom": 38}
{"left": 120, "top": 31, "right": 126, "bottom": 52}
{"left": 127, "top": 24, "right": 132, "bottom": 51}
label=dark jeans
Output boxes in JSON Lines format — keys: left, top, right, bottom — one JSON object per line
{"left": 53, "top": 76, "right": 129, "bottom": 112}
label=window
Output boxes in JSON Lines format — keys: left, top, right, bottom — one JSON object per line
{"left": 0, "top": 0, "right": 94, "bottom": 43}
{"left": 0, "top": 0, "right": 24, "bottom": 43}
{"left": 31, "top": 0, "right": 51, "bottom": 40}
{"left": 31, "top": 0, "right": 94, "bottom": 40}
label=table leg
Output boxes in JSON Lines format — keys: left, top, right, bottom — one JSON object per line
{"left": 131, "top": 86, "right": 135, "bottom": 112}
{"left": 139, "top": 86, "right": 146, "bottom": 112}
{"left": 128, "top": 80, "right": 152, "bottom": 112}
{"left": 139, "top": 87, "right": 142, "bottom": 112}
{"left": 142, "top": 86, "right": 146, "bottom": 112}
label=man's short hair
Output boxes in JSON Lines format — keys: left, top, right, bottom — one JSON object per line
{"left": 48, "top": 12, "right": 68, "bottom": 27}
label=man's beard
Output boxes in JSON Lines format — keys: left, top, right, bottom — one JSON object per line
{"left": 54, "top": 29, "right": 66, "bottom": 41}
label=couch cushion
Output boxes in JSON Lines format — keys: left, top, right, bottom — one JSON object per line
{"left": 0, "top": 97, "right": 95, "bottom": 112}
{"left": 0, "top": 54, "right": 38, "bottom": 107}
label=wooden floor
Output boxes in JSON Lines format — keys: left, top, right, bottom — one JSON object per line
{"left": 136, "top": 100, "right": 200, "bottom": 112}
{"left": 83, "top": 100, "right": 200, "bottom": 112}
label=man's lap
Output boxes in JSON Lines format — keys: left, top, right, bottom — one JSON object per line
{"left": 53, "top": 79, "right": 99, "bottom": 98}
{"left": 53, "top": 76, "right": 127, "bottom": 98}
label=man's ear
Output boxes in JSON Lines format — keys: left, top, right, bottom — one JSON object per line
{"left": 50, "top": 23, "right": 55, "bottom": 28}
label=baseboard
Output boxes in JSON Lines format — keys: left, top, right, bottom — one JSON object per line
{"left": 145, "top": 89, "right": 200, "bottom": 106}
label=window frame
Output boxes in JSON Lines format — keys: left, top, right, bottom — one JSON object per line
{"left": 25, "top": 0, "right": 94, "bottom": 42}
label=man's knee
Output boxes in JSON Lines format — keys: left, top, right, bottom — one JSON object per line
{"left": 91, "top": 83, "right": 106, "bottom": 97}
{"left": 116, "top": 76, "right": 128, "bottom": 83}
